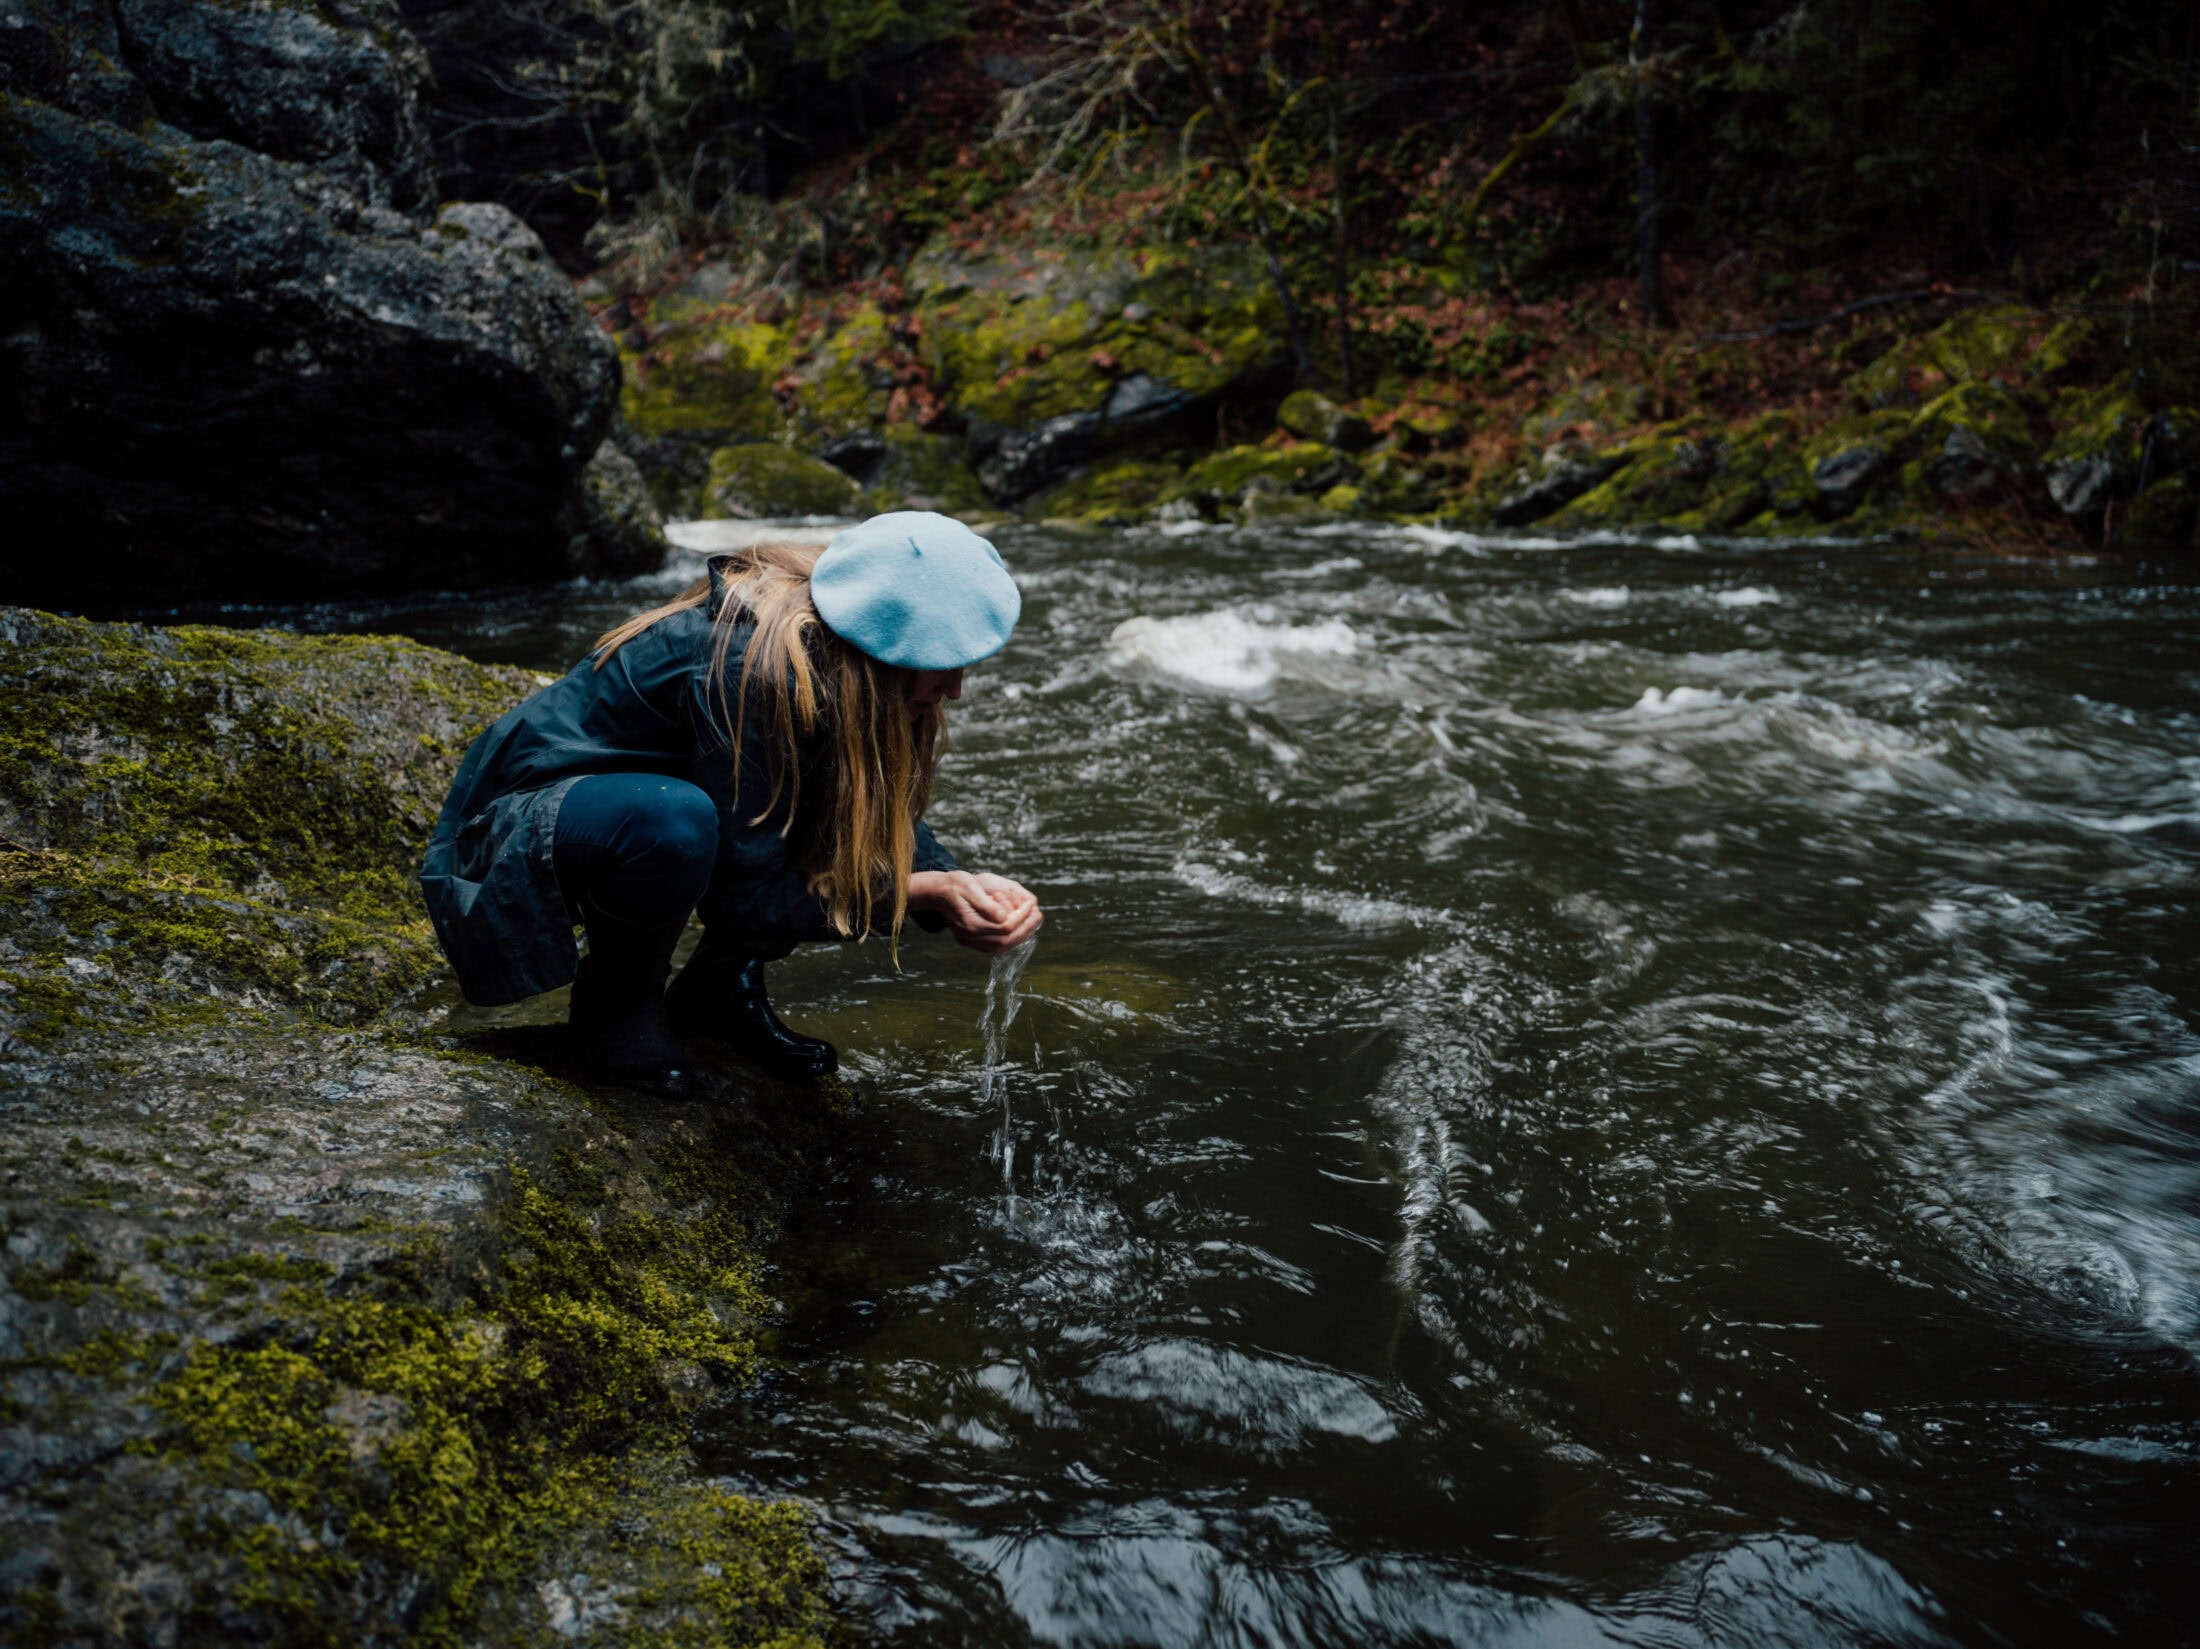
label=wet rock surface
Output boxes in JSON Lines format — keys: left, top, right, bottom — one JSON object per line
{"left": 0, "top": 608, "right": 830, "bottom": 1645}
{"left": 0, "top": 0, "right": 638, "bottom": 608}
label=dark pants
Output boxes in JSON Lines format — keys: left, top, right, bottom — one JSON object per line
{"left": 551, "top": 774, "right": 792, "bottom": 962}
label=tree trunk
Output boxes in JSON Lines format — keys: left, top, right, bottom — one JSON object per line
{"left": 1632, "top": 0, "right": 1664, "bottom": 327}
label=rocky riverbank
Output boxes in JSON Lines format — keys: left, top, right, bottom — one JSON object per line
{"left": 0, "top": 610, "right": 831, "bottom": 1645}
{"left": 608, "top": 252, "right": 2199, "bottom": 556}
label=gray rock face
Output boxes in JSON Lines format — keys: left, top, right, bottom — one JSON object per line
{"left": 114, "top": 0, "right": 437, "bottom": 208}
{"left": 2047, "top": 453, "right": 2116, "bottom": 517}
{"left": 1494, "top": 452, "right": 1623, "bottom": 526}
{"left": 566, "top": 442, "right": 670, "bottom": 577}
{"left": 0, "top": 0, "right": 636, "bottom": 605}
{"left": 971, "top": 411, "right": 1105, "bottom": 502}
{"left": 1923, "top": 428, "right": 2009, "bottom": 503}
{"left": 1811, "top": 443, "right": 1891, "bottom": 517}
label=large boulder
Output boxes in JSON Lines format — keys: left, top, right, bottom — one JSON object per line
{"left": 0, "top": 608, "right": 831, "bottom": 1642}
{"left": 0, "top": 0, "right": 635, "bottom": 606}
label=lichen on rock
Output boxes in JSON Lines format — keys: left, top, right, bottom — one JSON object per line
{"left": 0, "top": 608, "right": 836, "bottom": 1645}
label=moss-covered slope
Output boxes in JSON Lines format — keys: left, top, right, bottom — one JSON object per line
{"left": 0, "top": 610, "right": 833, "bottom": 1647}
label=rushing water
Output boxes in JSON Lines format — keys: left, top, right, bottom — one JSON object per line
{"left": 274, "top": 524, "right": 2200, "bottom": 1645}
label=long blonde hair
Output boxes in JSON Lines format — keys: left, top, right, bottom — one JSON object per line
{"left": 592, "top": 541, "right": 941, "bottom": 950}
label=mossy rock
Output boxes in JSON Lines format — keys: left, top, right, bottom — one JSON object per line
{"left": 908, "top": 239, "right": 1287, "bottom": 498}
{"left": 0, "top": 609, "right": 532, "bottom": 1037}
{"left": 783, "top": 301, "right": 901, "bottom": 438}
{"left": 1912, "top": 381, "right": 2037, "bottom": 460}
{"left": 910, "top": 240, "right": 1284, "bottom": 428}
{"left": 1519, "top": 380, "right": 1654, "bottom": 446}
{"left": 2043, "top": 376, "right": 2151, "bottom": 472}
{"left": 0, "top": 609, "right": 835, "bottom": 1644}
{"left": 703, "top": 443, "right": 861, "bottom": 519}
{"left": 859, "top": 423, "right": 989, "bottom": 515}
{"left": 1846, "top": 302, "right": 2046, "bottom": 409}
{"left": 1907, "top": 381, "right": 2039, "bottom": 505}
{"left": 1355, "top": 450, "right": 1444, "bottom": 516}
{"left": 1025, "top": 454, "right": 1186, "bottom": 525}
{"left": 1178, "top": 442, "right": 1337, "bottom": 504}
{"left": 620, "top": 314, "right": 795, "bottom": 448}
{"left": 1546, "top": 422, "right": 1724, "bottom": 528}
{"left": 1277, "top": 389, "right": 1374, "bottom": 451}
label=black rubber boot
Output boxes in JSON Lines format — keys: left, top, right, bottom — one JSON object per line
{"left": 666, "top": 939, "right": 838, "bottom": 1079}
{"left": 567, "top": 909, "right": 720, "bottom": 1100}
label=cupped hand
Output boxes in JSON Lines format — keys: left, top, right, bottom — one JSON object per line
{"left": 909, "top": 869, "right": 1044, "bottom": 955}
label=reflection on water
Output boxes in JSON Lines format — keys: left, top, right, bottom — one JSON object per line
{"left": 276, "top": 525, "right": 2199, "bottom": 1644}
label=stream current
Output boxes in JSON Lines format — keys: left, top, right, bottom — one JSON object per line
{"left": 281, "top": 524, "right": 2200, "bottom": 1645}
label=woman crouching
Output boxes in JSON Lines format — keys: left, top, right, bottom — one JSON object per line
{"left": 419, "top": 511, "right": 1043, "bottom": 1096}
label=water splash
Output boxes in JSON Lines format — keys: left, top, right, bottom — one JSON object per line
{"left": 979, "top": 937, "right": 1038, "bottom": 1195}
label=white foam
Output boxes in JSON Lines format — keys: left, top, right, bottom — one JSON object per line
{"left": 1565, "top": 586, "right": 1632, "bottom": 608}
{"left": 1266, "top": 555, "right": 1364, "bottom": 580}
{"left": 1631, "top": 685, "right": 1727, "bottom": 714}
{"left": 1107, "top": 610, "right": 1358, "bottom": 693}
{"left": 1715, "top": 586, "right": 1781, "bottom": 608}
{"left": 1391, "top": 524, "right": 1490, "bottom": 554}
{"left": 664, "top": 519, "right": 843, "bottom": 551}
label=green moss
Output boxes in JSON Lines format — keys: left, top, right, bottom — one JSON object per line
{"left": 0, "top": 613, "right": 524, "bottom": 1045}
{"left": 1547, "top": 424, "right": 1720, "bottom": 527}
{"left": 2043, "top": 375, "right": 2150, "bottom": 472}
{"left": 783, "top": 303, "right": 898, "bottom": 438}
{"left": 912, "top": 243, "right": 1284, "bottom": 433}
{"left": 1846, "top": 302, "right": 2043, "bottom": 408}
{"left": 702, "top": 444, "right": 860, "bottom": 519}
{"left": 1910, "top": 381, "right": 2037, "bottom": 463}
{"left": 61, "top": 1329, "right": 179, "bottom": 1380}
{"left": 1277, "top": 390, "right": 1342, "bottom": 442}
{"left": 859, "top": 423, "right": 987, "bottom": 514}
{"left": 1024, "top": 454, "right": 1184, "bottom": 524}
{"left": 147, "top": 1146, "right": 818, "bottom": 1647}
{"left": 12, "top": 1235, "right": 107, "bottom": 1304}
{"left": 621, "top": 317, "right": 795, "bottom": 447}
{"left": 1177, "top": 441, "right": 1333, "bottom": 501}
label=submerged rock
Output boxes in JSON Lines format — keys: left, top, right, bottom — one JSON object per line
{"left": 0, "top": 0, "right": 635, "bottom": 606}
{"left": 0, "top": 608, "right": 830, "bottom": 1644}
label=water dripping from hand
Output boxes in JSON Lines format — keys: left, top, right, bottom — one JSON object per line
{"left": 979, "top": 936, "right": 1038, "bottom": 1201}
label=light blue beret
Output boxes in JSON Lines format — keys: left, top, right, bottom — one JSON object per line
{"left": 810, "top": 511, "right": 1021, "bottom": 671}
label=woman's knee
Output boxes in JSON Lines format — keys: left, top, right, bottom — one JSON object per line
{"left": 642, "top": 784, "right": 719, "bottom": 889}
{"left": 556, "top": 775, "right": 719, "bottom": 918}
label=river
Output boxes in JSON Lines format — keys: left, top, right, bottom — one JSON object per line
{"left": 283, "top": 523, "right": 2200, "bottom": 1646}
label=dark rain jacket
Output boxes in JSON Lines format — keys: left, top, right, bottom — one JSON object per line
{"left": 419, "top": 558, "right": 959, "bottom": 1006}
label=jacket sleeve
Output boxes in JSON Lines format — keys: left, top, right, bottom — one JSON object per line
{"left": 914, "top": 820, "right": 960, "bottom": 873}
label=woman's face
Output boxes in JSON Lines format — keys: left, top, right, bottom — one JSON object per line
{"left": 906, "top": 667, "right": 964, "bottom": 720}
